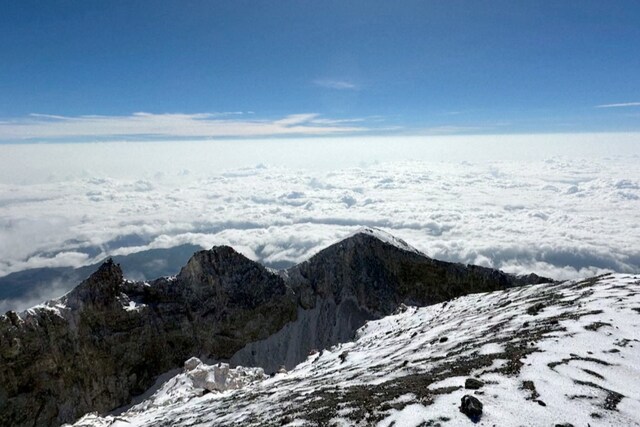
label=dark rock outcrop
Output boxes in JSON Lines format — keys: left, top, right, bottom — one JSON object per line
{"left": 287, "top": 231, "right": 544, "bottom": 314}
{"left": 460, "top": 395, "right": 483, "bottom": 420}
{"left": 0, "top": 228, "right": 551, "bottom": 426}
{"left": 0, "top": 249, "right": 296, "bottom": 427}
{"left": 527, "top": 301, "right": 545, "bottom": 315}
{"left": 465, "top": 378, "right": 484, "bottom": 390}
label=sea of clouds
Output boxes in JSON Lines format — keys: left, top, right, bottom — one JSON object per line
{"left": 1, "top": 134, "right": 639, "bottom": 295}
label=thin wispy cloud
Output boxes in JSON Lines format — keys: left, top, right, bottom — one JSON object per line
{"left": 273, "top": 113, "right": 320, "bottom": 127}
{"left": 310, "top": 118, "right": 366, "bottom": 125}
{"left": 313, "top": 79, "right": 359, "bottom": 90}
{"left": 0, "top": 112, "right": 371, "bottom": 141}
{"left": 420, "top": 125, "right": 495, "bottom": 135}
{"left": 595, "top": 102, "right": 640, "bottom": 108}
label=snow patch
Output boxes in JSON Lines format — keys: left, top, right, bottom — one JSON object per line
{"left": 347, "top": 226, "right": 424, "bottom": 255}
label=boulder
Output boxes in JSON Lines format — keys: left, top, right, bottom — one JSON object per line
{"left": 527, "top": 302, "right": 545, "bottom": 316}
{"left": 465, "top": 378, "right": 484, "bottom": 390}
{"left": 460, "top": 395, "right": 483, "bottom": 421}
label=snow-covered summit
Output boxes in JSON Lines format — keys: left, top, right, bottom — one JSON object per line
{"left": 345, "top": 226, "right": 424, "bottom": 256}
{"left": 72, "top": 273, "right": 640, "bottom": 426}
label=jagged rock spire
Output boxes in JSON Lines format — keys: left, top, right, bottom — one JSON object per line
{"left": 65, "top": 258, "right": 124, "bottom": 308}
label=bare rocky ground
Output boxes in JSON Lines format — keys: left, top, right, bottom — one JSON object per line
{"left": 73, "top": 273, "right": 640, "bottom": 426}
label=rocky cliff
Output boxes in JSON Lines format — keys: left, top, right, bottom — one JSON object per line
{"left": 231, "top": 229, "right": 548, "bottom": 372}
{"left": 0, "top": 228, "right": 549, "bottom": 426}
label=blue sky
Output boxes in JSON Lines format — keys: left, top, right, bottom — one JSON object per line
{"left": 1, "top": 1, "right": 639, "bottom": 141}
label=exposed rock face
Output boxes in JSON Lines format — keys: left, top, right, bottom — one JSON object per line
{"left": 230, "top": 297, "right": 373, "bottom": 373}
{"left": 0, "top": 229, "right": 550, "bottom": 426}
{"left": 0, "top": 250, "right": 295, "bottom": 427}
{"left": 288, "top": 231, "right": 546, "bottom": 313}
{"left": 232, "top": 230, "right": 549, "bottom": 372}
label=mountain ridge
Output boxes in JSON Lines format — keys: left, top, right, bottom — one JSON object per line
{"left": 0, "top": 228, "right": 551, "bottom": 427}
{"left": 0, "top": 244, "right": 204, "bottom": 313}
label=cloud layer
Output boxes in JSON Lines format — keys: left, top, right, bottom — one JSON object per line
{"left": 1, "top": 136, "right": 639, "bottom": 291}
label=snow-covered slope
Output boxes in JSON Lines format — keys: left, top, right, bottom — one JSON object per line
{"left": 72, "top": 273, "right": 640, "bottom": 426}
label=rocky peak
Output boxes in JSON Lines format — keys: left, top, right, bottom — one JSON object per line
{"left": 175, "top": 246, "right": 289, "bottom": 309}
{"left": 177, "top": 246, "right": 249, "bottom": 284}
{"left": 288, "top": 227, "right": 551, "bottom": 315}
{"left": 299, "top": 227, "right": 426, "bottom": 271}
{"left": 65, "top": 258, "right": 123, "bottom": 308}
